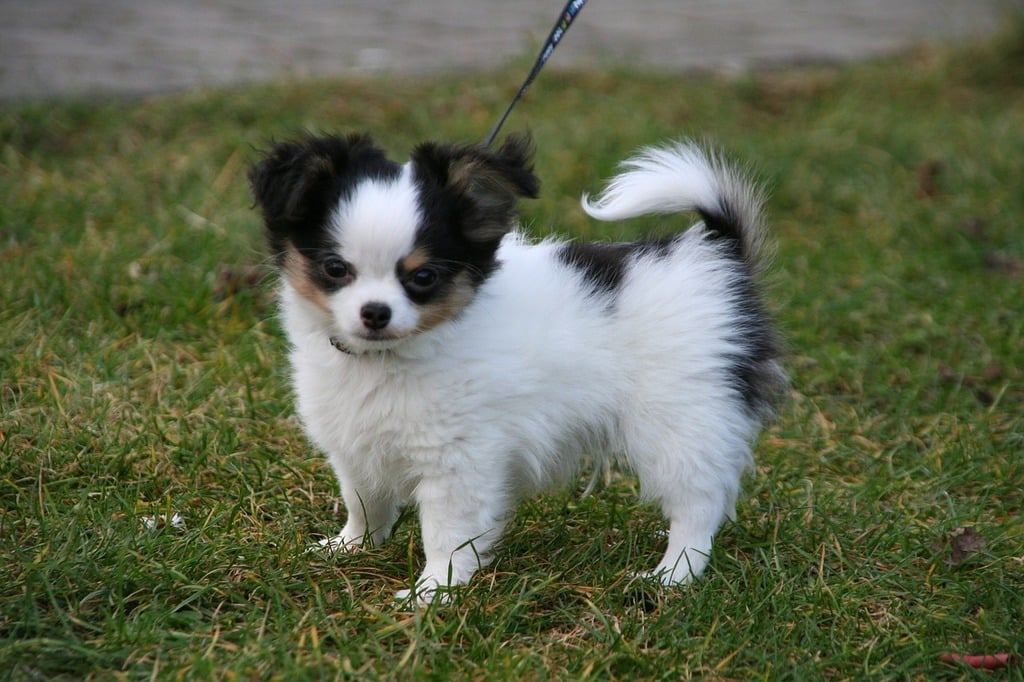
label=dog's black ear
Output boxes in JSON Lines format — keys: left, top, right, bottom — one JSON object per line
{"left": 412, "top": 133, "right": 540, "bottom": 244}
{"left": 248, "top": 133, "right": 390, "bottom": 236}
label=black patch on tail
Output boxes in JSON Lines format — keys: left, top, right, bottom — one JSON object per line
{"left": 698, "top": 199, "right": 747, "bottom": 266}
{"left": 725, "top": 270, "right": 785, "bottom": 419}
{"left": 696, "top": 196, "right": 783, "bottom": 417}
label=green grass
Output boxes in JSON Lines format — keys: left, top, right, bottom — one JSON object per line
{"left": 2, "top": 25, "right": 1023, "bottom": 680}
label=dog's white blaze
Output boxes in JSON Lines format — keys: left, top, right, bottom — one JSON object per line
{"left": 330, "top": 164, "right": 419, "bottom": 277}
{"left": 328, "top": 164, "right": 422, "bottom": 340}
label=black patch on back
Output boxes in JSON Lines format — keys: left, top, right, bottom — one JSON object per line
{"left": 557, "top": 237, "right": 676, "bottom": 296}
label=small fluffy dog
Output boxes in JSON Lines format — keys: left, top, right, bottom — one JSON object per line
{"left": 249, "top": 133, "right": 784, "bottom": 603}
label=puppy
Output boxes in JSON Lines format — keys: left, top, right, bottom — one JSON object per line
{"left": 249, "top": 133, "right": 784, "bottom": 604}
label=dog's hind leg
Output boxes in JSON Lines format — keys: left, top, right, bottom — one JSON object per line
{"left": 622, "top": 410, "right": 754, "bottom": 585}
{"left": 646, "top": 489, "right": 729, "bottom": 584}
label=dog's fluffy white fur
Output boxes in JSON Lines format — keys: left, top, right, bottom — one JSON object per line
{"left": 249, "top": 134, "right": 784, "bottom": 603}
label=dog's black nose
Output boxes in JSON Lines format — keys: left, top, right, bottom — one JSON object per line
{"left": 360, "top": 302, "right": 392, "bottom": 330}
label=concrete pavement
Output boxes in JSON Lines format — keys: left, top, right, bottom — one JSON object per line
{"left": 0, "top": 0, "right": 1012, "bottom": 102}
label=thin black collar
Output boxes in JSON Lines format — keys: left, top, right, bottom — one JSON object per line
{"left": 329, "top": 336, "right": 391, "bottom": 357}
{"left": 329, "top": 336, "right": 354, "bottom": 355}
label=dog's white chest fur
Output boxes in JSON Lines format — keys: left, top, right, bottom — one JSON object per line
{"left": 285, "top": 237, "right": 623, "bottom": 498}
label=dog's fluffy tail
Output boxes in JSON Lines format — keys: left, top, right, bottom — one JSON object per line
{"left": 581, "top": 141, "right": 768, "bottom": 275}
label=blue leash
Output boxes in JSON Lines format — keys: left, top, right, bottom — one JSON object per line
{"left": 483, "top": 0, "right": 588, "bottom": 147}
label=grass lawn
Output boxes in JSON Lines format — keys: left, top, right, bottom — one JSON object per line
{"left": 2, "top": 24, "right": 1023, "bottom": 681}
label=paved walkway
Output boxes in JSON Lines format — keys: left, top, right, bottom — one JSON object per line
{"left": 0, "top": 0, "right": 1010, "bottom": 102}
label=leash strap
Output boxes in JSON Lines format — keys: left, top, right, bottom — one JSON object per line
{"left": 483, "top": 0, "right": 588, "bottom": 147}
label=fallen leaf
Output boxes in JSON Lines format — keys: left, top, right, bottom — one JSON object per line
{"left": 940, "top": 652, "right": 1017, "bottom": 670}
{"left": 916, "top": 160, "right": 944, "bottom": 198}
{"left": 983, "top": 251, "right": 1023, "bottom": 277}
{"left": 960, "top": 217, "right": 989, "bottom": 240}
{"left": 931, "top": 526, "right": 986, "bottom": 566}
{"left": 214, "top": 264, "right": 266, "bottom": 300}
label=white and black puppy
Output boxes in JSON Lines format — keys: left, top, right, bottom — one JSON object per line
{"left": 249, "top": 133, "right": 785, "bottom": 604}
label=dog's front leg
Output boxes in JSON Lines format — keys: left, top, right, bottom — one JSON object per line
{"left": 396, "top": 472, "right": 511, "bottom": 605}
{"left": 314, "top": 473, "right": 401, "bottom": 554}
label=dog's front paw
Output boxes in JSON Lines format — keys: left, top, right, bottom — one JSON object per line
{"left": 393, "top": 579, "right": 454, "bottom": 608}
{"left": 636, "top": 549, "right": 707, "bottom": 586}
{"left": 306, "top": 533, "right": 363, "bottom": 556}
{"left": 632, "top": 567, "right": 696, "bottom": 586}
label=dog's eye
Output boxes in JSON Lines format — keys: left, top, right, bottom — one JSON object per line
{"left": 406, "top": 266, "right": 440, "bottom": 292}
{"left": 322, "top": 257, "right": 350, "bottom": 280}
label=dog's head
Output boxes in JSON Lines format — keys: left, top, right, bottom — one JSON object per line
{"left": 250, "top": 133, "right": 538, "bottom": 354}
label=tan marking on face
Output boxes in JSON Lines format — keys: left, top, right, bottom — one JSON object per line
{"left": 415, "top": 271, "right": 477, "bottom": 332}
{"left": 400, "top": 247, "right": 432, "bottom": 276}
{"left": 283, "top": 246, "right": 331, "bottom": 315}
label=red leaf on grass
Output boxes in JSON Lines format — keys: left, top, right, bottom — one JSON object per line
{"left": 940, "top": 652, "right": 1017, "bottom": 670}
{"left": 916, "top": 160, "right": 944, "bottom": 198}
